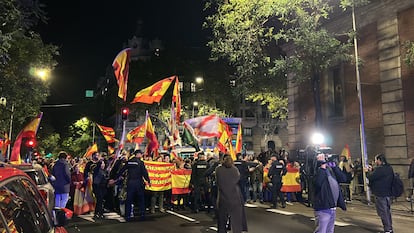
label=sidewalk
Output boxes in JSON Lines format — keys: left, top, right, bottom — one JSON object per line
{"left": 351, "top": 193, "right": 414, "bottom": 217}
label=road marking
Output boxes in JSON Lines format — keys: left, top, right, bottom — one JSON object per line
{"left": 244, "top": 203, "right": 258, "bottom": 208}
{"left": 266, "top": 209, "right": 296, "bottom": 215}
{"left": 209, "top": 226, "right": 218, "bottom": 231}
{"left": 309, "top": 217, "right": 352, "bottom": 226}
{"left": 78, "top": 213, "right": 95, "bottom": 223}
{"left": 78, "top": 212, "right": 126, "bottom": 223}
{"left": 166, "top": 210, "right": 197, "bottom": 222}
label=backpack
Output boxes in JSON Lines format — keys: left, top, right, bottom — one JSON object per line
{"left": 391, "top": 173, "right": 404, "bottom": 197}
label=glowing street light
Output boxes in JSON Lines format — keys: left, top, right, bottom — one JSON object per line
{"left": 30, "top": 67, "right": 51, "bottom": 81}
{"left": 195, "top": 76, "right": 204, "bottom": 85}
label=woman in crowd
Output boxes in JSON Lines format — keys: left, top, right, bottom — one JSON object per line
{"left": 215, "top": 154, "right": 247, "bottom": 233}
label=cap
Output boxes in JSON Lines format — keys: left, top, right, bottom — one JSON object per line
{"left": 133, "top": 149, "right": 143, "bottom": 155}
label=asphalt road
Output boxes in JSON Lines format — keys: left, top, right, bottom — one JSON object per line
{"left": 65, "top": 201, "right": 414, "bottom": 233}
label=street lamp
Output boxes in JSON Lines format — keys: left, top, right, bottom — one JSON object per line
{"left": 30, "top": 67, "right": 51, "bottom": 82}
{"left": 192, "top": 101, "right": 199, "bottom": 118}
{"left": 195, "top": 76, "right": 204, "bottom": 85}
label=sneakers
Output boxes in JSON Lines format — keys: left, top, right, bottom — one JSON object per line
{"left": 286, "top": 201, "right": 294, "bottom": 206}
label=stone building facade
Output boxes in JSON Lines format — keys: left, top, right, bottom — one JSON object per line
{"left": 287, "top": 0, "right": 414, "bottom": 192}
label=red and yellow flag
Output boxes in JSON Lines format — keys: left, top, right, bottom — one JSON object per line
{"left": 96, "top": 124, "right": 117, "bottom": 143}
{"left": 112, "top": 48, "right": 131, "bottom": 101}
{"left": 172, "top": 76, "right": 181, "bottom": 122}
{"left": 0, "top": 133, "right": 10, "bottom": 157}
{"left": 217, "top": 119, "right": 235, "bottom": 160}
{"left": 131, "top": 76, "right": 175, "bottom": 104}
{"left": 144, "top": 161, "right": 175, "bottom": 191}
{"left": 145, "top": 113, "right": 159, "bottom": 157}
{"left": 281, "top": 163, "right": 302, "bottom": 192}
{"left": 126, "top": 123, "right": 146, "bottom": 144}
{"left": 171, "top": 169, "right": 192, "bottom": 194}
{"left": 235, "top": 123, "right": 242, "bottom": 154}
{"left": 83, "top": 143, "right": 98, "bottom": 158}
{"left": 340, "top": 144, "right": 351, "bottom": 160}
{"left": 10, "top": 113, "right": 43, "bottom": 164}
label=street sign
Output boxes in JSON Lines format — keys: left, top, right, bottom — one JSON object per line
{"left": 85, "top": 90, "right": 94, "bottom": 98}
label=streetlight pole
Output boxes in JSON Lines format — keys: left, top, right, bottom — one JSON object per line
{"left": 7, "top": 104, "right": 14, "bottom": 160}
{"left": 352, "top": 4, "right": 371, "bottom": 204}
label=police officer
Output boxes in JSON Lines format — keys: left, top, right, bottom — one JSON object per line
{"left": 190, "top": 152, "right": 209, "bottom": 213}
{"left": 115, "top": 149, "right": 151, "bottom": 221}
{"left": 234, "top": 153, "right": 249, "bottom": 203}
{"left": 268, "top": 156, "right": 287, "bottom": 208}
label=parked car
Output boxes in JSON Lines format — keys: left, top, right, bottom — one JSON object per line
{"left": 11, "top": 163, "right": 55, "bottom": 212}
{"left": 0, "top": 164, "right": 71, "bottom": 233}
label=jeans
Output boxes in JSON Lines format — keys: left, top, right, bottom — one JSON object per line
{"left": 375, "top": 196, "right": 393, "bottom": 232}
{"left": 251, "top": 181, "right": 263, "bottom": 201}
{"left": 314, "top": 208, "right": 336, "bottom": 233}
{"left": 55, "top": 193, "right": 69, "bottom": 208}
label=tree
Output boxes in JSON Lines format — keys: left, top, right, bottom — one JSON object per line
{"left": 205, "top": 0, "right": 357, "bottom": 125}
{"left": 60, "top": 118, "right": 93, "bottom": 157}
{"left": 0, "top": 0, "right": 58, "bottom": 136}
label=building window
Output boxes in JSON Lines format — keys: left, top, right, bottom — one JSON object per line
{"left": 190, "top": 82, "right": 196, "bottom": 92}
{"left": 243, "top": 128, "right": 252, "bottom": 136}
{"left": 327, "top": 66, "right": 344, "bottom": 118}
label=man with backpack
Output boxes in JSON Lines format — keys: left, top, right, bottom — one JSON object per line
{"left": 366, "top": 153, "right": 394, "bottom": 233}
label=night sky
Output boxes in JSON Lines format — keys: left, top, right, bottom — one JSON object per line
{"left": 36, "top": 0, "right": 206, "bottom": 131}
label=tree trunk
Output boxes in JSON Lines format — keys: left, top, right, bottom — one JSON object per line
{"left": 312, "top": 72, "right": 322, "bottom": 129}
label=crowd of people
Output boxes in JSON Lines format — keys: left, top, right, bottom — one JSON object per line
{"left": 27, "top": 147, "right": 400, "bottom": 233}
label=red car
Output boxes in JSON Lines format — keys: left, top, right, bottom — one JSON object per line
{"left": 0, "top": 164, "right": 71, "bottom": 233}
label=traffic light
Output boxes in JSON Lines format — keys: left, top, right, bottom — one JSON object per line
{"left": 121, "top": 107, "right": 129, "bottom": 120}
{"left": 24, "top": 138, "right": 37, "bottom": 148}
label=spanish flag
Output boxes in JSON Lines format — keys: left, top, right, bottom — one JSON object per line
{"left": 131, "top": 76, "right": 175, "bottom": 104}
{"left": 83, "top": 143, "right": 98, "bottom": 158}
{"left": 171, "top": 169, "right": 192, "bottom": 194}
{"left": 145, "top": 112, "right": 159, "bottom": 157}
{"left": 172, "top": 76, "right": 181, "bottom": 122}
{"left": 126, "top": 123, "right": 146, "bottom": 144}
{"left": 10, "top": 113, "right": 43, "bottom": 164}
{"left": 112, "top": 48, "right": 131, "bottom": 101}
{"left": 235, "top": 123, "right": 242, "bottom": 153}
{"left": 217, "top": 119, "right": 235, "bottom": 160}
{"left": 96, "top": 123, "right": 117, "bottom": 143}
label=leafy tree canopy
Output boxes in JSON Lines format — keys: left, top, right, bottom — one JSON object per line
{"left": 205, "top": 0, "right": 359, "bottom": 120}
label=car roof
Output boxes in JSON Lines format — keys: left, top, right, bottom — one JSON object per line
{"left": 0, "top": 165, "right": 31, "bottom": 182}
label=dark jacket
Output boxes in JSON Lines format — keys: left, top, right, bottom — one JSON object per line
{"left": 234, "top": 159, "right": 249, "bottom": 182}
{"left": 368, "top": 164, "right": 393, "bottom": 197}
{"left": 268, "top": 161, "right": 287, "bottom": 184}
{"left": 52, "top": 158, "right": 71, "bottom": 194}
{"left": 190, "top": 159, "right": 209, "bottom": 186}
{"left": 117, "top": 157, "right": 150, "bottom": 187}
{"left": 313, "top": 166, "right": 347, "bottom": 211}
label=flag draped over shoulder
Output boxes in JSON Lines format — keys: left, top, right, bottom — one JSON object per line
{"left": 112, "top": 48, "right": 132, "bottom": 101}
{"left": 145, "top": 112, "right": 159, "bottom": 157}
{"left": 144, "top": 161, "right": 175, "bottom": 191}
{"left": 171, "top": 169, "right": 192, "bottom": 194}
{"left": 184, "top": 115, "right": 220, "bottom": 139}
{"left": 126, "top": 123, "right": 146, "bottom": 144}
{"left": 10, "top": 113, "right": 43, "bottom": 164}
{"left": 131, "top": 76, "right": 175, "bottom": 104}
{"left": 181, "top": 122, "right": 200, "bottom": 151}
{"left": 235, "top": 123, "right": 242, "bottom": 153}
{"left": 96, "top": 124, "right": 117, "bottom": 143}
